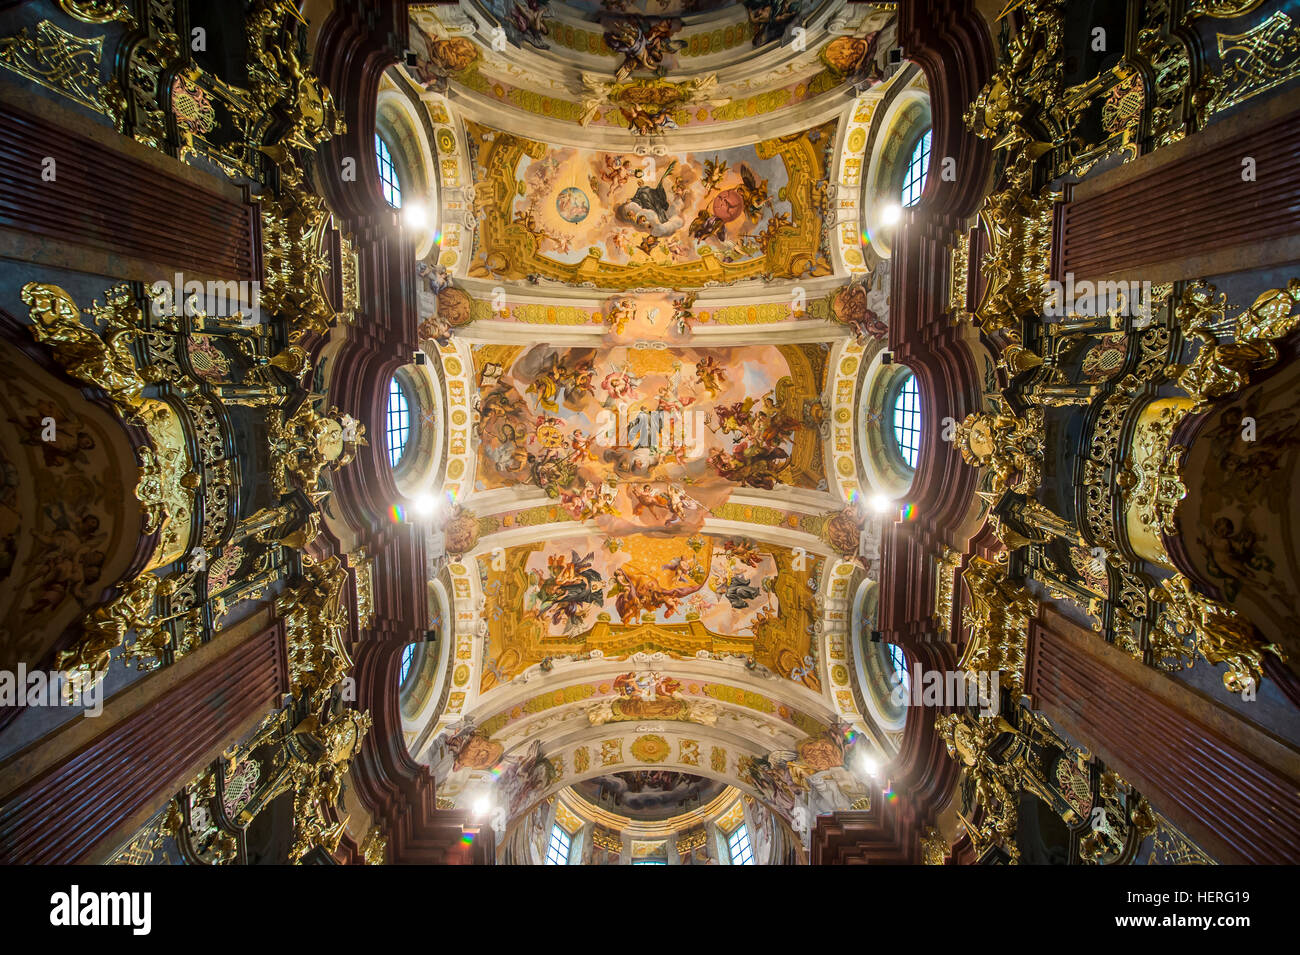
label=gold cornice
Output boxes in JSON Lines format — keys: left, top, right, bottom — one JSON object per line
{"left": 559, "top": 786, "right": 741, "bottom": 840}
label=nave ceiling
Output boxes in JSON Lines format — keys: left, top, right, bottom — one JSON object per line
{"left": 386, "top": 0, "right": 918, "bottom": 837}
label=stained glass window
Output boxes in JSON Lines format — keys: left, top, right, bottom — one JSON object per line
{"left": 399, "top": 644, "right": 415, "bottom": 685}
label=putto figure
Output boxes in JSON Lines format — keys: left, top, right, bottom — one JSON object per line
{"left": 504, "top": 0, "right": 553, "bottom": 50}
{"left": 603, "top": 16, "right": 687, "bottom": 82}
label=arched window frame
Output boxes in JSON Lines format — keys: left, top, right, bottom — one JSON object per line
{"left": 727, "top": 823, "right": 755, "bottom": 865}
{"left": 888, "top": 643, "right": 910, "bottom": 695}
{"left": 901, "top": 127, "right": 932, "bottom": 207}
{"left": 545, "top": 824, "right": 573, "bottom": 865}
{"left": 399, "top": 644, "right": 416, "bottom": 686}
{"left": 375, "top": 133, "right": 403, "bottom": 208}
{"left": 386, "top": 376, "right": 412, "bottom": 467}
{"left": 889, "top": 372, "right": 922, "bottom": 471}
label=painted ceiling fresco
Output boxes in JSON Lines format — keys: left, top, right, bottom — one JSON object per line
{"left": 526, "top": 535, "right": 778, "bottom": 635}
{"left": 572, "top": 771, "right": 727, "bottom": 819}
{"left": 560, "top": 0, "right": 736, "bottom": 15}
{"left": 409, "top": 0, "right": 897, "bottom": 832}
{"left": 477, "top": 534, "right": 823, "bottom": 690}
{"left": 410, "top": 1, "right": 889, "bottom": 138}
{"left": 470, "top": 672, "right": 831, "bottom": 741}
{"left": 465, "top": 120, "right": 837, "bottom": 288}
{"left": 472, "top": 342, "right": 828, "bottom": 525}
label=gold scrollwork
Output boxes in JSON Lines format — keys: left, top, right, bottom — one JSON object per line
{"left": 22, "top": 283, "right": 198, "bottom": 564}
{"left": 959, "top": 557, "right": 1038, "bottom": 696}
{"left": 0, "top": 19, "right": 124, "bottom": 119}
{"left": 1079, "top": 771, "right": 1157, "bottom": 864}
{"left": 1145, "top": 811, "right": 1217, "bottom": 864}
{"left": 954, "top": 402, "right": 1045, "bottom": 498}
{"left": 1184, "top": 0, "right": 1266, "bottom": 19}
{"left": 21, "top": 283, "right": 145, "bottom": 416}
{"left": 1117, "top": 399, "right": 1192, "bottom": 568}
{"left": 287, "top": 708, "right": 372, "bottom": 862}
{"left": 937, "top": 713, "right": 1022, "bottom": 863}
{"left": 58, "top": 0, "right": 136, "bottom": 25}
{"left": 1198, "top": 12, "right": 1300, "bottom": 120}
{"left": 1154, "top": 571, "right": 1284, "bottom": 691}
{"left": 592, "top": 826, "right": 622, "bottom": 853}
{"left": 920, "top": 826, "right": 950, "bottom": 865}
{"left": 1150, "top": 573, "right": 1284, "bottom": 692}
{"left": 267, "top": 399, "right": 367, "bottom": 496}
{"left": 275, "top": 554, "right": 354, "bottom": 703}
{"left": 361, "top": 826, "right": 388, "bottom": 865}
{"left": 933, "top": 548, "right": 963, "bottom": 635}
{"left": 1171, "top": 280, "right": 1300, "bottom": 409}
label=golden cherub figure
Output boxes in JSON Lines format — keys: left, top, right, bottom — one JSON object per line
{"left": 953, "top": 401, "right": 1044, "bottom": 498}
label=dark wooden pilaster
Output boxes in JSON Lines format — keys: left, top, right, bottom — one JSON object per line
{"left": 824, "top": 0, "right": 998, "bottom": 864}
{"left": 0, "top": 88, "right": 258, "bottom": 283}
{"left": 1058, "top": 95, "right": 1300, "bottom": 284}
{"left": 811, "top": 807, "right": 917, "bottom": 864}
{"left": 1024, "top": 604, "right": 1300, "bottom": 864}
{"left": 881, "top": 0, "right": 996, "bottom": 644}
{"left": 812, "top": 642, "right": 961, "bottom": 864}
{"left": 304, "top": 0, "right": 491, "bottom": 864}
{"left": 346, "top": 639, "right": 492, "bottom": 865}
{"left": 0, "top": 617, "right": 288, "bottom": 864}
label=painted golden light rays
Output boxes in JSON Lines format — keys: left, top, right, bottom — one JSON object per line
{"left": 471, "top": 342, "right": 826, "bottom": 529}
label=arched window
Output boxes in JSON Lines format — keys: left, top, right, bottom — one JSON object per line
{"left": 545, "top": 824, "right": 572, "bottom": 865}
{"left": 399, "top": 644, "right": 416, "bottom": 685}
{"left": 901, "top": 128, "right": 931, "bottom": 207}
{"left": 892, "top": 373, "right": 921, "bottom": 469}
{"left": 727, "top": 823, "right": 755, "bottom": 865}
{"left": 376, "top": 133, "right": 402, "bottom": 208}
{"left": 386, "top": 377, "right": 411, "bottom": 467}
{"left": 889, "top": 644, "right": 909, "bottom": 695}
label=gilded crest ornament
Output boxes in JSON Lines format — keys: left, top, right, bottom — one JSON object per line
{"left": 268, "top": 399, "right": 367, "bottom": 495}
{"left": 959, "top": 557, "right": 1038, "bottom": 696}
{"left": 1150, "top": 574, "right": 1284, "bottom": 693}
{"left": 1171, "top": 280, "right": 1300, "bottom": 409}
{"left": 954, "top": 402, "right": 1044, "bottom": 498}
